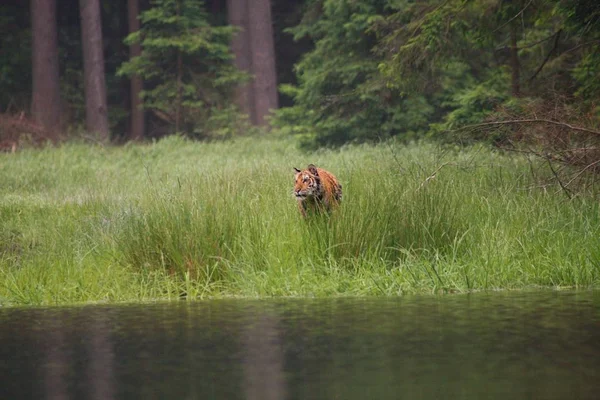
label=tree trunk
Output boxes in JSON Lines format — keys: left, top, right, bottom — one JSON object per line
{"left": 227, "top": 0, "right": 255, "bottom": 122}
{"left": 510, "top": 22, "right": 520, "bottom": 97}
{"left": 248, "top": 0, "right": 278, "bottom": 127}
{"left": 31, "top": 0, "right": 61, "bottom": 141}
{"left": 211, "top": 0, "right": 221, "bottom": 15}
{"left": 128, "top": 0, "right": 145, "bottom": 140}
{"left": 175, "top": 49, "right": 183, "bottom": 134}
{"left": 175, "top": 0, "right": 183, "bottom": 133}
{"left": 79, "top": 0, "right": 110, "bottom": 141}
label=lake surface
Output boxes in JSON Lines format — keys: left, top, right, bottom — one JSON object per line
{"left": 1, "top": 291, "right": 599, "bottom": 399}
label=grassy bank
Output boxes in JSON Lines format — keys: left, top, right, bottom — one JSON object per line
{"left": 0, "top": 136, "right": 598, "bottom": 306}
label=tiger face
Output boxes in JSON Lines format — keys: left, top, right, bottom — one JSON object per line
{"left": 293, "top": 164, "right": 322, "bottom": 200}
{"left": 293, "top": 164, "right": 342, "bottom": 217}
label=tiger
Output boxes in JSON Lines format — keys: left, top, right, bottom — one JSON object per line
{"left": 293, "top": 164, "right": 342, "bottom": 217}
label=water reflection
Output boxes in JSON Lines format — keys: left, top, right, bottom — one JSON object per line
{"left": 0, "top": 291, "right": 599, "bottom": 399}
{"left": 242, "top": 314, "right": 287, "bottom": 400}
{"left": 86, "top": 315, "right": 115, "bottom": 400}
{"left": 43, "top": 323, "right": 68, "bottom": 400}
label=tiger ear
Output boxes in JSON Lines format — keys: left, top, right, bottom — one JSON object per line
{"left": 307, "top": 164, "right": 318, "bottom": 176}
{"left": 294, "top": 167, "right": 301, "bottom": 174}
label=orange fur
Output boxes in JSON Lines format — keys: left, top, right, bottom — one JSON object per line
{"left": 293, "top": 164, "right": 342, "bottom": 217}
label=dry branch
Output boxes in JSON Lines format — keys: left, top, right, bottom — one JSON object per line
{"left": 491, "top": 0, "right": 534, "bottom": 34}
{"left": 456, "top": 119, "right": 600, "bottom": 137}
{"left": 528, "top": 30, "right": 562, "bottom": 82}
{"left": 417, "top": 162, "right": 450, "bottom": 191}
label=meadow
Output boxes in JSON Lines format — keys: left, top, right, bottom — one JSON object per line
{"left": 0, "top": 135, "right": 598, "bottom": 306}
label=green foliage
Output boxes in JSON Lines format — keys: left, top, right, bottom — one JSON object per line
{"left": 117, "top": 0, "right": 248, "bottom": 138}
{"left": 277, "top": 0, "right": 600, "bottom": 147}
{"left": 272, "top": 0, "right": 435, "bottom": 147}
{"left": 560, "top": 0, "right": 600, "bottom": 106}
{"left": 573, "top": 51, "right": 600, "bottom": 101}
{"left": 373, "top": 0, "right": 600, "bottom": 131}
{"left": 439, "top": 68, "right": 512, "bottom": 129}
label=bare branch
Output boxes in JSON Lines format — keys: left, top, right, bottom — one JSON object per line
{"left": 561, "top": 39, "right": 600, "bottom": 55}
{"left": 455, "top": 119, "right": 600, "bottom": 137}
{"left": 545, "top": 155, "right": 573, "bottom": 199}
{"left": 492, "top": 0, "right": 534, "bottom": 34}
{"left": 564, "top": 159, "right": 600, "bottom": 188}
{"left": 417, "top": 162, "right": 450, "bottom": 191}
{"left": 495, "top": 30, "right": 561, "bottom": 51}
{"left": 528, "top": 29, "right": 562, "bottom": 82}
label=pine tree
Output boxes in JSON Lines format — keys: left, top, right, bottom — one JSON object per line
{"left": 274, "top": 0, "right": 432, "bottom": 146}
{"left": 118, "top": 0, "right": 247, "bottom": 138}
{"left": 278, "top": 0, "right": 600, "bottom": 147}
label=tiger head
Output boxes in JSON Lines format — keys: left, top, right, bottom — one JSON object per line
{"left": 293, "top": 164, "right": 322, "bottom": 200}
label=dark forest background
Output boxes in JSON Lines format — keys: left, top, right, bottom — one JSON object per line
{"left": 1, "top": 0, "right": 599, "bottom": 154}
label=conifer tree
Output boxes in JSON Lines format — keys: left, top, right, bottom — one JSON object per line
{"left": 118, "top": 0, "right": 246, "bottom": 138}
{"left": 277, "top": 0, "right": 600, "bottom": 146}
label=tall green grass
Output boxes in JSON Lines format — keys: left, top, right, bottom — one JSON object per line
{"left": 1, "top": 136, "right": 598, "bottom": 306}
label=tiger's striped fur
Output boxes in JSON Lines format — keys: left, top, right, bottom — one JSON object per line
{"left": 293, "top": 164, "right": 342, "bottom": 217}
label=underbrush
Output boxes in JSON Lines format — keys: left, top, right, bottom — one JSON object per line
{"left": 0, "top": 136, "right": 598, "bottom": 306}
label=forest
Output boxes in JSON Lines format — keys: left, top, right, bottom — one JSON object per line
{"left": 0, "top": 0, "right": 598, "bottom": 148}
{"left": 1, "top": 0, "right": 600, "bottom": 305}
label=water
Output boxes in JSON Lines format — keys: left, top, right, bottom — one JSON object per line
{"left": 1, "top": 291, "right": 599, "bottom": 399}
